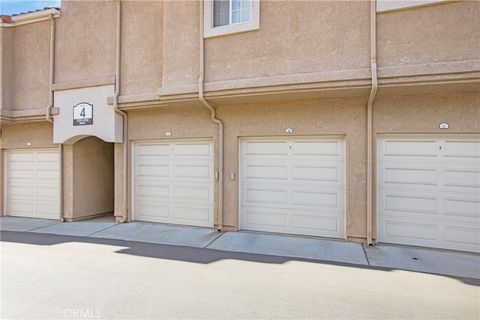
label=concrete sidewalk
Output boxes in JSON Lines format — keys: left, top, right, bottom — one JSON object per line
{"left": 1, "top": 216, "right": 479, "bottom": 279}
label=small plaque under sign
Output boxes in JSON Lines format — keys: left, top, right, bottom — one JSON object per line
{"left": 73, "top": 102, "right": 93, "bottom": 126}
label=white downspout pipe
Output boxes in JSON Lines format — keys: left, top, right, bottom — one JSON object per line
{"left": 45, "top": 13, "right": 56, "bottom": 123}
{"left": 113, "top": 0, "right": 128, "bottom": 223}
{"left": 199, "top": 1, "right": 224, "bottom": 231}
{"left": 367, "top": 0, "right": 378, "bottom": 245}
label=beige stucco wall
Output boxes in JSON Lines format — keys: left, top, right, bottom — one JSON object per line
{"left": 377, "top": 1, "right": 480, "bottom": 70}
{"left": 120, "top": 1, "right": 163, "bottom": 96}
{"left": 0, "top": 122, "right": 56, "bottom": 149}
{"left": 2, "top": 21, "right": 50, "bottom": 113}
{"left": 2, "top": 0, "right": 479, "bottom": 112}
{"left": 161, "top": 0, "right": 200, "bottom": 93}
{"left": 63, "top": 136, "right": 114, "bottom": 221}
{"left": 1, "top": 28, "right": 14, "bottom": 113}
{"left": 205, "top": 0, "right": 370, "bottom": 83}
{"left": 54, "top": 0, "right": 116, "bottom": 85}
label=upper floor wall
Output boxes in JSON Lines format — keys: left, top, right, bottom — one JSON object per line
{"left": 1, "top": 0, "right": 478, "bottom": 116}
{"left": 205, "top": 0, "right": 371, "bottom": 83}
{"left": 377, "top": 1, "right": 480, "bottom": 77}
{"left": 54, "top": 1, "right": 116, "bottom": 85}
{"left": 1, "top": 20, "right": 50, "bottom": 115}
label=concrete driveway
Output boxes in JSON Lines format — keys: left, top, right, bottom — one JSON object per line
{"left": 1, "top": 231, "right": 479, "bottom": 319}
{"left": 1, "top": 216, "right": 479, "bottom": 279}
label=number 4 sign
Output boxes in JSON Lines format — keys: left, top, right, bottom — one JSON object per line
{"left": 73, "top": 102, "right": 93, "bottom": 126}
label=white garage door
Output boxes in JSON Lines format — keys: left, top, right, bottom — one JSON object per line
{"left": 5, "top": 149, "right": 60, "bottom": 219}
{"left": 240, "top": 137, "right": 345, "bottom": 238}
{"left": 133, "top": 140, "right": 214, "bottom": 227}
{"left": 377, "top": 135, "right": 480, "bottom": 253}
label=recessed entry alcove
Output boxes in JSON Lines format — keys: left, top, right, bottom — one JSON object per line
{"left": 62, "top": 136, "right": 114, "bottom": 221}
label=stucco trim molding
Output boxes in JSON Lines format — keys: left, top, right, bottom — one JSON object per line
{"left": 204, "top": 68, "right": 371, "bottom": 92}
{"left": 52, "top": 77, "right": 116, "bottom": 92}
{"left": 0, "top": 8, "right": 60, "bottom": 28}
{"left": 0, "top": 109, "right": 46, "bottom": 118}
{"left": 376, "top": 0, "right": 454, "bottom": 13}
{"left": 378, "top": 59, "right": 480, "bottom": 79}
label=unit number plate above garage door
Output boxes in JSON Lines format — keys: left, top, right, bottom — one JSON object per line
{"left": 239, "top": 137, "right": 345, "bottom": 238}
{"left": 377, "top": 135, "right": 480, "bottom": 253}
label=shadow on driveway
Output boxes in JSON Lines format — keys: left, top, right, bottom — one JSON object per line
{"left": 1, "top": 230, "right": 479, "bottom": 287}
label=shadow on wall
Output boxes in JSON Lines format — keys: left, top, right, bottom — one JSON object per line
{"left": 1, "top": 231, "right": 479, "bottom": 287}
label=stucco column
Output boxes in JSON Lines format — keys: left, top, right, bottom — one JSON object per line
{"left": 114, "top": 143, "right": 127, "bottom": 221}
{"left": 62, "top": 144, "right": 74, "bottom": 220}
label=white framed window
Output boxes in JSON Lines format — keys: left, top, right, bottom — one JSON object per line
{"left": 204, "top": 0, "right": 260, "bottom": 38}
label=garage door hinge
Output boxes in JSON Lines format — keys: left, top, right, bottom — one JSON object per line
{"left": 215, "top": 171, "right": 219, "bottom": 180}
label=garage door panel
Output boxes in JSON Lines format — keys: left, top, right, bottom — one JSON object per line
{"left": 444, "top": 169, "right": 480, "bottom": 188}
{"left": 6, "top": 149, "right": 60, "bottom": 219}
{"left": 137, "top": 185, "right": 170, "bottom": 198}
{"left": 444, "top": 197, "right": 480, "bottom": 218}
{"left": 292, "top": 190, "right": 339, "bottom": 208}
{"left": 137, "top": 164, "right": 170, "bottom": 177}
{"left": 173, "top": 186, "right": 211, "bottom": 201}
{"left": 173, "top": 143, "right": 210, "bottom": 156}
{"left": 383, "top": 167, "right": 437, "bottom": 186}
{"left": 173, "top": 207, "right": 210, "bottom": 222}
{"left": 174, "top": 165, "right": 210, "bottom": 179}
{"left": 36, "top": 202, "right": 60, "bottom": 215}
{"left": 384, "top": 194, "right": 438, "bottom": 215}
{"left": 292, "top": 140, "right": 340, "bottom": 156}
{"left": 136, "top": 143, "right": 170, "bottom": 156}
{"left": 8, "top": 201, "right": 35, "bottom": 216}
{"left": 8, "top": 185, "right": 34, "bottom": 197}
{"left": 243, "top": 141, "right": 289, "bottom": 155}
{"left": 8, "top": 152, "right": 34, "bottom": 162}
{"left": 133, "top": 140, "right": 214, "bottom": 227}
{"left": 444, "top": 140, "right": 480, "bottom": 158}
{"left": 240, "top": 137, "right": 345, "bottom": 238}
{"left": 36, "top": 186, "right": 59, "bottom": 198}
{"left": 37, "top": 169, "right": 60, "bottom": 181}
{"left": 383, "top": 139, "right": 438, "bottom": 157}
{"left": 383, "top": 220, "right": 439, "bottom": 241}
{"left": 9, "top": 167, "right": 34, "bottom": 179}
{"left": 444, "top": 225, "right": 480, "bottom": 249}
{"left": 293, "top": 165, "right": 340, "bottom": 183}
{"left": 378, "top": 135, "right": 480, "bottom": 253}
{"left": 137, "top": 203, "right": 170, "bottom": 219}
{"left": 36, "top": 151, "right": 60, "bottom": 162}
{"left": 245, "top": 164, "right": 288, "bottom": 180}
{"left": 245, "top": 188, "right": 288, "bottom": 205}
{"left": 292, "top": 214, "right": 340, "bottom": 233}
{"left": 243, "top": 209, "right": 288, "bottom": 227}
